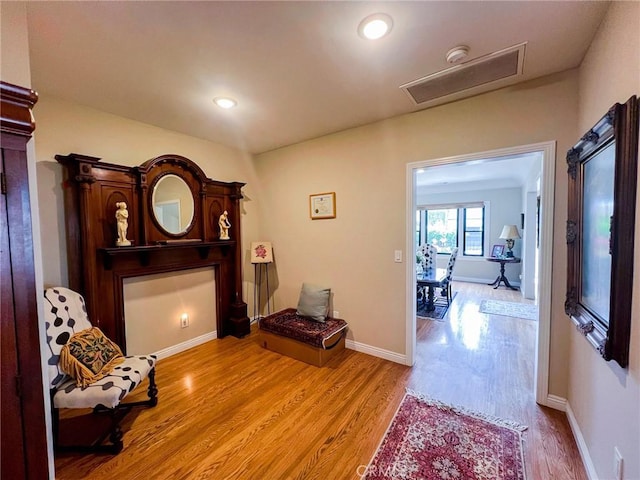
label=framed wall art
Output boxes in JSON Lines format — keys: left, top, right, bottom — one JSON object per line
{"left": 565, "top": 95, "right": 638, "bottom": 368}
{"left": 309, "top": 192, "right": 336, "bottom": 219}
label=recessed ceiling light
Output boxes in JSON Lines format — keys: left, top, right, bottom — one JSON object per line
{"left": 358, "top": 13, "right": 393, "bottom": 40}
{"left": 213, "top": 97, "right": 237, "bottom": 109}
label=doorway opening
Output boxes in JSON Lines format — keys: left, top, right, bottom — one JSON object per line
{"left": 405, "top": 141, "right": 556, "bottom": 406}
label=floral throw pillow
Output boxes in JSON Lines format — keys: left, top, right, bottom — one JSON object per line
{"left": 59, "top": 327, "right": 124, "bottom": 388}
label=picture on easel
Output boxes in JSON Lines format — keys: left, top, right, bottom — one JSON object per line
{"left": 251, "top": 241, "right": 273, "bottom": 264}
{"left": 251, "top": 241, "right": 274, "bottom": 319}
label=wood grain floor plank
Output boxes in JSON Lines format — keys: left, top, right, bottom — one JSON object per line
{"left": 54, "top": 281, "right": 586, "bottom": 479}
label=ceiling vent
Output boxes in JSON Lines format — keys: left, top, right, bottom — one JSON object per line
{"left": 400, "top": 43, "right": 527, "bottom": 106}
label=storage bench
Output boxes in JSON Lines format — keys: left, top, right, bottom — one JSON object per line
{"left": 258, "top": 308, "right": 348, "bottom": 367}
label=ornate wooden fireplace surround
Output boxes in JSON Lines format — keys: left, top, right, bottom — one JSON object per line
{"left": 56, "top": 153, "right": 250, "bottom": 352}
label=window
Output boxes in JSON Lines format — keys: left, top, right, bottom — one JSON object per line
{"left": 425, "top": 208, "right": 458, "bottom": 254}
{"left": 417, "top": 204, "right": 485, "bottom": 257}
{"left": 463, "top": 207, "right": 484, "bottom": 256}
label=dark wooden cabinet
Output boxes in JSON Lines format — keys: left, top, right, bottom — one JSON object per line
{"left": 1, "top": 81, "right": 50, "bottom": 478}
{"left": 56, "top": 153, "right": 250, "bottom": 351}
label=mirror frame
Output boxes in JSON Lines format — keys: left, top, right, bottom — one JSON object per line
{"left": 149, "top": 172, "right": 196, "bottom": 237}
{"left": 565, "top": 96, "right": 638, "bottom": 368}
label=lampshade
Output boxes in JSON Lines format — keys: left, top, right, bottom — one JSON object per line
{"left": 499, "top": 225, "right": 521, "bottom": 240}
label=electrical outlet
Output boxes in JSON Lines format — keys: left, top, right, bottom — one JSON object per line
{"left": 614, "top": 447, "right": 623, "bottom": 480}
{"left": 333, "top": 310, "right": 340, "bottom": 318}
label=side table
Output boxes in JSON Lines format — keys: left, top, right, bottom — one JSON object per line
{"left": 485, "top": 257, "right": 521, "bottom": 290}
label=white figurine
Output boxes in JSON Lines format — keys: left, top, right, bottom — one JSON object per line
{"left": 115, "top": 202, "right": 131, "bottom": 246}
{"left": 219, "top": 210, "right": 231, "bottom": 240}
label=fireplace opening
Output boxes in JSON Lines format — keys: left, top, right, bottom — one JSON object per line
{"left": 123, "top": 267, "right": 217, "bottom": 357}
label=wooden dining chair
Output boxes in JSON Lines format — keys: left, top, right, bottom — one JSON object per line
{"left": 438, "top": 247, "right": 459, "bottom": 305}
{"left": 417, "top": 244, "right": 438, "bottom": 303}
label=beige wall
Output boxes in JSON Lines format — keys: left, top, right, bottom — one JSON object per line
{"left": 255, "top": 69, "right": 579, "bottom": 397}
{"left": 124, "top": 268, "right": 216, "bottom": 355}
{"left": 34, "top": 94, "right": 262, "bottom": 293}
{"left": 572, "top": 2, "right": 640, "bottom": 479}
{"left": 1, "top": 2, "right": 32, "bottom": 87}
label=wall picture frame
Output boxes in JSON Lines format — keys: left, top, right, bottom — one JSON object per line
{"left": 565, "top": 95, "right": 638, "bottom": 368}
{"left": 491, "top": 244, "right": 505, "bottom": 258}
{"left": 309, "top": 192, "right": 336, "bottom": 219}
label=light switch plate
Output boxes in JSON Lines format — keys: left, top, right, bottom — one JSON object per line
{"left": 394, "top": 250, "right": 402, "bottom": 263}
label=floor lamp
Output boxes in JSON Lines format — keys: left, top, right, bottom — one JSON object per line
{"left": 251, "top": 242, "right": 274, "bottom": 319}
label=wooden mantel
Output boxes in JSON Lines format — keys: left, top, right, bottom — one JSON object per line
{"left": 56, "top": 153, "right": 249, "bottom": 351}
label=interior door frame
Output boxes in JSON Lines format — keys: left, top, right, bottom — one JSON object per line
{"left": 405, "top": 141, "right": 556, "bottom": 407}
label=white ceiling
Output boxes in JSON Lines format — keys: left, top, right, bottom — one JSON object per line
{"left": 25, "top": 1, "right": 609, "bottom": 154}
{"left": 416, "top": 152, "right": 542, "bottom": 193}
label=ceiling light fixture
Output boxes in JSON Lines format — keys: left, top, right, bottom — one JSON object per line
{"left": 358, "top": 13, "right": 393, "bottom": 40}
{"left": 446, "top": 45, "right": 469, "bottom": 64}
{"left": 214, "top": 97, "right": 237, "bottom": 109}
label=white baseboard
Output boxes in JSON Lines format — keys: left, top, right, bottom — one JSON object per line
{"left": 153, "top": 331, "right": 217, "bottom": 360}
{"left": 453, "top": 275, "right": 521, "bottom": 287}
{"left": 566, "top": 401, "right": 599, "bottom": 480}
{"left": 345, "top": 339, "right": 407, "bottom": 365}
{"left": 545, "top": 394, "right": 567, "bottom": 411}
{"left": 543, "top": 395, "right": 597, "bottom": 479}
{"left": 544, "top": 395, "right": 598, "bottom": 480}
{"left": 453, "top": 275, "right": 494, "bottom": 284}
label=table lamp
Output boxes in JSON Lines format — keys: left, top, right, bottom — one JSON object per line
{"left": 499, "top": 225, "right": 521, "bottom": 258}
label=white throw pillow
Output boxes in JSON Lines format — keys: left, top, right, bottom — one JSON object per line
{"left": 296, "top": 283, "right": 330, "bottom": 322}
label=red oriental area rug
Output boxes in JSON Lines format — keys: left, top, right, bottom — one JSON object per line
{"left": 364, "top": 392, "right": 527, "bottom": 480}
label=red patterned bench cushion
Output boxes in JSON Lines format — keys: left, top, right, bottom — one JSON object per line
{"left": 259, "top": 308, "right": 348, "bottom": 349}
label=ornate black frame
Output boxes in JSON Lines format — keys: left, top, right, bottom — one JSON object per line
{"left": 565, "top": 96, "right": 638, "bottom": 368}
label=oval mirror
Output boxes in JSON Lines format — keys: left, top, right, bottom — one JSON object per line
{"left": 152, "top": 174, "right": 194, "bottom": 235}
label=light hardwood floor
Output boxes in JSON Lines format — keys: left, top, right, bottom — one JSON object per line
{"left": 54, "top": 281, "right": 586, "bottom": 479}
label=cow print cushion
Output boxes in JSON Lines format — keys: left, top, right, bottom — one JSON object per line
{"left": 44, "top": 287, "right": 92, "bottom": 389}
{"left": 53, "top": 354, "right": 156, "bottom": 409}
{"left": 44, "top": 287, "right": 156, "bottom": 409}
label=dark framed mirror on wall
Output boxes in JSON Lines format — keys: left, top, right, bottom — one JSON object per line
{"left": 565, "top": 95, "right": 638, "bottom": 368}
{"left": 150, "top": 173, "right": 195, "bottom": 236}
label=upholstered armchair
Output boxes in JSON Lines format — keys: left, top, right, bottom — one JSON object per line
{"left": 44, "top": 287, "right": 158, "bottom": 454}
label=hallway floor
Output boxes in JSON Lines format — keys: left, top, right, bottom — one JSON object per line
{"left": 54, "top": 281, "right": 585, "bottom": 479}
{"left": 408, "top": 281, "right": 586, "bottom": 479}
